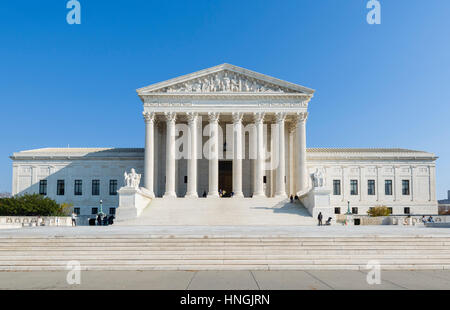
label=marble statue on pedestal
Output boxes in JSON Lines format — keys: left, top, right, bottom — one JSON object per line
{"left": 124, "top": 169, "right": 141, "bottom": 189}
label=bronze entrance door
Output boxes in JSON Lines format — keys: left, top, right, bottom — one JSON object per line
{"left": 219, "top": 161, "right": 233, "bottom": 197}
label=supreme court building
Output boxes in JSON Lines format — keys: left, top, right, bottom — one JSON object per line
{"left": 10, "top": 64, "right": 438, "bottom": 223}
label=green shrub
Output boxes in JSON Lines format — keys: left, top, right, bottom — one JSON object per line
{"left": 367, "top": 205, "right": 391, "bottom": 217}
{"left": 0, "top": 194, "right": 66, "bottom": 216}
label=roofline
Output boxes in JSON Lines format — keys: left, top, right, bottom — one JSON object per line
{"left": 10, "top": 147, "right": 437, "bottom": 161}
{"left": 136, "top": 63, "right": 315, "bottom": 95}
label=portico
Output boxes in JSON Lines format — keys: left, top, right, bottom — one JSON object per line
{"left": 138, "top": 64, "right": 315, "bottom": 199}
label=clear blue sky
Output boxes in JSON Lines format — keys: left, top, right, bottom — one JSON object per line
{"left": 0, "top": 1, "right": 449, "bottom": 198}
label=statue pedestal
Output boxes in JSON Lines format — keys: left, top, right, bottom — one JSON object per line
{"left": 300, "top": 187, "right": 332, "bottom": 219}
{"left": 115, "top": 187, "right": 153, "bottom": 222}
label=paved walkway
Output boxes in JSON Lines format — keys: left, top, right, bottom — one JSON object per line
{"left": 1, "top": 270, "right": 450, "bottom": 290}
{"left": 0, "top": 225, "right": 449, "bottom": 237}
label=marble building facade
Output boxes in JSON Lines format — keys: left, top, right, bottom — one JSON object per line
{"left": 10, "top": 64, "right": 438, "bottom": 219}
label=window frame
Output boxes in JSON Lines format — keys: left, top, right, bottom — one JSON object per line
{"left": 57, "top": 180, "right": 65, "bottom": 196}
{"left": 74, "top": 180, "right": 83, "bottom": 196}
{"left": 39, "top": 180, "right": 47, "bottom": 196}
{"left": 109, "top": 180, "right": 118, "bottom": 196}
{"left": 385, "top": 180, "right": 393, "bottom": 196}
{"left": 367, "top": 179, "right": 376, "bottom": 196}
{"left": 92, "top": 179, "right": 100, "bottom": 196}
{"left": 333, "top": 180, "right": 341, "bottom": 196}
{"left": 350, "top": 180, "right": 358, "bottom": 196}
{"left": 402, "top": 180, "right": 410, "bottom": 196}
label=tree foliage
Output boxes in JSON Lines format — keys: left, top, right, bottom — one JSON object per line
{"left": 0, "top": 194, "right": 66, "bottom": 216}
{"left": 367, "top": 205, "right": 391, "bottom": 217}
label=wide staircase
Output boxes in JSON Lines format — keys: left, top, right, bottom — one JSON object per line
{"left": 117, "top": 197, "right": 316, "bottom": 226}
{"left": 0, "top": 235, "right": 449, "bottom": 271}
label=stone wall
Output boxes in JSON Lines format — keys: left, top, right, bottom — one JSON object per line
{"left": 0, "top": 216, "right": 72, "bottom": 227}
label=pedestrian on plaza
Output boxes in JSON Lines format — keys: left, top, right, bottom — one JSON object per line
{"left": 317, "top": 212, "right": 323, "bottom": 226}
{"left": 290, "top": 195, "right": 294, "bottom": 203}
{"left": 71, "top": 212, "right": 77, "bottom": 227}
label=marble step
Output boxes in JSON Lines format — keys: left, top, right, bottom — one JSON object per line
{"left": 3, "top": 254, "right": 450, "bottom": 260}
{"left": 2, "top": 249, "right": 450, "bottom": 256}
{"left": 2, "top": 264, "right": 449, "bottom": 271}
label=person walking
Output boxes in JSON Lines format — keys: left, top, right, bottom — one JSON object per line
{"left": 71, "top": 212, "right": 77, "bottom": 227}
{"left": 317, "top": 212, "right": 323, "bottom": 226}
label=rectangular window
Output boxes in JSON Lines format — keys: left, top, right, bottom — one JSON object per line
{"left": 92, "top": 208, "right": 98, "bottom": 215}
{"left": 74, "top": 180, "right": 82, "bottom": 196}
{"left": 74, "top": 207, "right": 80, "bottom": 215}
{"left": 184, "top": 176, "right": 188, "bottom": 184}
{"left": 109, "top": 208, "right": 116, "bottom": 215}
{"left": 388, "top": 207, "right": 393, "bottom": 215}
{"left": 352, "top": 207, "right": 358, "bottom": 215}
{"left": 57, "top": 180, "right": 65, "bottom": 196}
{"left": 367, "top": 180, "right": 376, "bottom": 196}
{"left": 39, "top": 180, "right": 47, "bottom": 196}
{"left": 109, "top": 180, "right": 118, "bottom": 196}
{"left": 350, "top": 180, "right": 358, "bottom": 195}
{"left": 92, "top": 180, "right": 100, "bottom": 196}
{"left": 385, "top": 180, "right": 393, "bottom": 195}
{"left": 333, "top": 180, "right": 341, "bottom": 196}
{"left": 334, "top": 207, "right": 341, "bottom": 215}
{"left": 404, "top": 207, "right": 410, "bottom": 215}
{"left": 263, "top": 176, "right": 267, "bottom": 184}
{"left": 402, "top": 180, "right": 410, "bottom": 195}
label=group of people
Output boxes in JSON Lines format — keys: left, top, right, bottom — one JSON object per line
{"left": 94, "top": 214, "right": 115, "bottom": 226}
{"left": 317, "top": 212, "right": 332, "bottom": 226}
{"left": 422, "top": 215, "right": 435, "bottom": 224}
{"left": 201, "top": 190, "right": 235, "bottom": 198}
{"left": 70, "top": 212, "right": 115, "bottom": 227}
{"left": 289, "top": 195, "right": 299, "bottom": 203}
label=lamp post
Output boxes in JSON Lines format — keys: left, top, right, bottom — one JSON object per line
{"left": 345, "top": 201, "right": 352, "bottom": 226}
{"left": 99, "top": 199, "right": 104, "bottom": 216}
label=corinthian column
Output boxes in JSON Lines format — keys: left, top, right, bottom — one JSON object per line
{"left": 163, "top": 112, "right": 177, "bottom": 198}
{"left": 275, "top": 112, "right": 287, "bottom": 198}
{"left": 296, "top": 112, "right": 308, "bottom": 193}
{"left": 143, "top": 112, "right": 155, "bottom": 198}
{"left": 232, "top": 112, "right": 244, "bottom": 198}
{"left": 207, "top": 112, "right": 220, "bottom": 198}
{"left": 253, "top": 112, "right": 266, "bottom": 198}
{"left": 288, "top": 122, "right": 297, "bottom": 196}
{"left": 185, "top": 112, "right": 198, "bottom": 198}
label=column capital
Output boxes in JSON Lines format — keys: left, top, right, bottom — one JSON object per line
{"left": 232, "top": 112, "right": 244, "bottom": 124}
{"left": 253, "top": 112, "right": 265, "bottom": 124}
{"left": 186, "top": 112, "right": 198, "bottom": 125}
{"left": 295, "top": 112, "right": 308, "bottom": 123}
{"left": 143, "top": 112, "right": 155, "bottom": 123}
{"left": 208, "top": 112, "right": 220, "bottom": 123}
{"left": 288, "top": 122, "right": 298, "bottom": 133}
{"left": 275, "top": 112, "right": 287, "bottom": 123}
{"left": 164, "top": 112, "right": 177, "bottom": 123}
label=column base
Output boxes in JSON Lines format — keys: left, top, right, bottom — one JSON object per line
{"left": 232, "top": 192, "right": 244, "bottom": 198}
{"left": 253, "top": 193, "right": 266, "bottom": 198}
{"left": 207, "top": 192, "right": 220, "bottom": 198}
{"left": 185, "top": 192, "right": 198, "bottom": 198}
{"left": 274, "top": 192, "right": 287, "bottom": 198}
{"left": 163, "top": 192, "right": 177, "bottom": 198}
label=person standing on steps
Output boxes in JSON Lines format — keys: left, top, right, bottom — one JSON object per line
{"left": 317, "top": 212, "right": 323, "bottom": 226}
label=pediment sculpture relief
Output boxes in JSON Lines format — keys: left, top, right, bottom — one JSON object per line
{"left": 156, "top": 71, "right": 298, "bottom": 94}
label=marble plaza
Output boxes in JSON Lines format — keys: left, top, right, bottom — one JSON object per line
{"left": 10, "top": 64, "right": 439, "bottom": 224}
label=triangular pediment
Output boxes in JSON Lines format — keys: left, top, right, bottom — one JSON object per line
{"left": 137, "top": 63, "right": 314, "bottom": 95}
